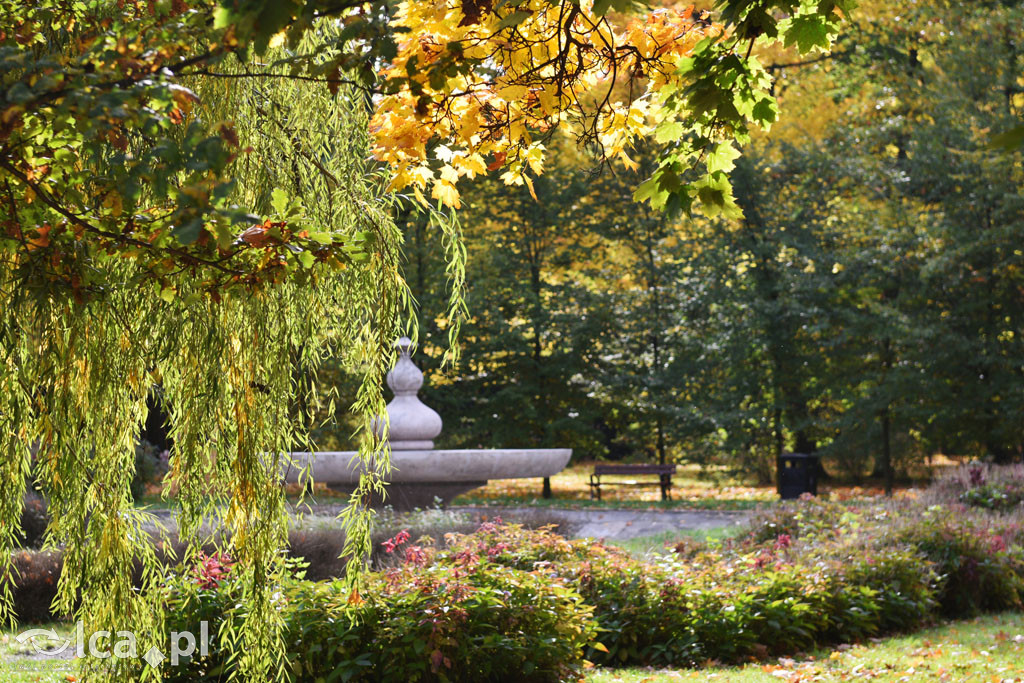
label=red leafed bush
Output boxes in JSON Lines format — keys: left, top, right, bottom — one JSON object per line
{"left": 192, "top": 552, "right": 235, "bottom": 590}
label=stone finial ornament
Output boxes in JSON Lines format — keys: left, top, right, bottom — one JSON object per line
{"left": 374, "top": 337, "right": 442, "bottom": 450}
{"left": 287, "top": 334, "right": 571, "bottom": 508}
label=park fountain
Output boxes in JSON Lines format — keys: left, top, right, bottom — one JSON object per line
{"left": 284, "top": 338, "right": 571, "bottom": 508}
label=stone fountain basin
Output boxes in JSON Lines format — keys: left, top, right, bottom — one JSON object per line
{"left": 284, "top": 448, "right": 572, "bottom": 509}
{"left": 285, "top": 448, "right": 571, "bottom": 484}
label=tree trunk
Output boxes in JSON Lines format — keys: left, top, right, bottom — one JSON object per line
{"left": 881, "top": 404, "right": 893, "bottom": 496}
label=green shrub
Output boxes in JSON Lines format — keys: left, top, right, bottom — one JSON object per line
{"left": 813, "top": 543, "right": 937, "bottom": 637}
{"left": 442, "top": 521, "right": 939, "bottom": 667}
{"left": 744, "top": 496, "right": 853, "bottom": 543}
{"left": 927, "top": 463, "right": 1024, "bottom": 509}
{"left": 441, "top": 518, "right": 608, "bottom": 569}
{"left": 559, "top": 538, "right": 936, "bottom": 667}
{"left": 890, "top": 507, "right": 1024, "bottom": 616}
{"left": 17, "top": 492, "right": 49, "bottom": 549}
{"left": 960, "top": 483, "right": 1024, "bottom": 510}
{"left": 17, "top": 499, "right": 1024, "bottom": 677}
{"left": 161, "top": 547, "right": 595, "bottom": 682}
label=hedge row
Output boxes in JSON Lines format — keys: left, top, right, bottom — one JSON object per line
{"left": 7, "top": 511, "right": 481, "bottom": 622}
{"left": 158, "top": 501, "right": 1024, "bottom": 681}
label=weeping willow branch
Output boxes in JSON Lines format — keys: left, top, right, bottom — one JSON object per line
{"left": 0, "top": 26, "right": 439, "bottom": 682}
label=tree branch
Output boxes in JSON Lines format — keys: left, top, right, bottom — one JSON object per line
{"left": 0, "top": 157, "right": 245, "bottom": 276}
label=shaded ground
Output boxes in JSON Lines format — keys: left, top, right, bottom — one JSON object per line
{"left": 452, "top": 462, "right": 776, "bottom": 508}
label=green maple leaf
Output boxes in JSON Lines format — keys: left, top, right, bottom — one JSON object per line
{"left": 784, "top": 15, "right": 833, "bottom": 54}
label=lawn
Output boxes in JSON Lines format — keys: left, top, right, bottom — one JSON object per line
{"left": 453, "top": 461, "right": 774, "bottom": 508}
{"left": 588, "top": 612, "right": 1024, "bottom": 682}
{"left": 2, "top": 621, "right": 76, "bottom": 682}
{"left": 611, "top": 526, "right": 745, "bottom": 557}
{"left": 450, "top": 461, "right": 913, "bottom": 510}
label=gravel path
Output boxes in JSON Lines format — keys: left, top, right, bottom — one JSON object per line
{"left": 145, "top": 503, "right": 750, "bottom": 541}
{"left": 449, "top": 505, "right": 749, "bottom": 540}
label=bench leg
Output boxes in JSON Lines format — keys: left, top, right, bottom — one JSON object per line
{"left": 661, "top": 474, "right": 671, "bottom": 501}
{"left": 542, "top": 477, "right": 552, "bottom": 499}
{"left": 589, "top": 474, "right": 601, "bottom": 501}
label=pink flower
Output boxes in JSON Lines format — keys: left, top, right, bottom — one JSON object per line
{"left": 486, "top": 542, "right": 511, "bottom": 559}
{"left": 404, "top": 545, "right": 428, "bottom": 567}
{"left": 382, "top": 529, "right": 411, "bottom": 554}
{"left": 476, "top": 516, "right": 504, "bottom": 533}
{"left": 194, "top": 552, "right": 234, "bottom": 589}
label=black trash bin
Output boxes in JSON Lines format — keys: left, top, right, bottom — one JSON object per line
{"left": 777, "top": 452, "right": 818, "bottom": 500}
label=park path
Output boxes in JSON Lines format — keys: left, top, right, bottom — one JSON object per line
{"left": 147, "top": 504, "right": 750, "bottom": 541}
{"left": 450, "top": 506, "right": 749, "bottom": 540}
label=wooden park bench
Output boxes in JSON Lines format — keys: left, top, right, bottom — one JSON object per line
{"left": 589, "top": 463, "right": 677, "bottom": 501}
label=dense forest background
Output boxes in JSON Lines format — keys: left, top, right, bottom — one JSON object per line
{"left": 318, "top": 0, "right": 1024, "bottom": 484}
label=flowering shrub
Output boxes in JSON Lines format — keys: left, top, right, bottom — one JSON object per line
{"left": 156, "top": 502, "right": 1024, "bottom": 678}
{"left": 750, "top": 497, "right": 1024, "bottom": 618}
{"left": 441, "top": 519, "right": 616, "bottom": 570}
{"left": 960, "top": 483, "right": 1024, "bottom": 510}
{"left": 888, "top": 507, "right": 1024, "bottom": 616}
{"left": 380, "top": 529, "right": 411, "bottom": 554}
{"left": 928, "top": 463, "right": 1024, "bottom": 510}
{"left": 162, "top": 539, "right": 595, "bottom": 682}
{"left": 553, "top": 534, "right": 937, "bottom": 667}
{"left": 192, "top": 552, "right": 234, "bottom": 590}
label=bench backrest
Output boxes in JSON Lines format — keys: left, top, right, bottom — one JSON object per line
{"left": 593, "top": 464, "right": 676, "bottom": 476}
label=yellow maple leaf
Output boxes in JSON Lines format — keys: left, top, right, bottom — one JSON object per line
{"left": 431, "top": 178, "right": 461, "bottom": 208}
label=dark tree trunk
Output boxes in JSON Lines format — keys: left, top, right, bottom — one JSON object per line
{"left": 793, "top": 430, "right": 816, "bottom": 455}
{"left": 881, "top": 405, "right": 893, "bottom": 496}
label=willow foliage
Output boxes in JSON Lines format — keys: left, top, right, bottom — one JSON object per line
{"left": 0, "top": 34, "right": 433, "bottom": 681}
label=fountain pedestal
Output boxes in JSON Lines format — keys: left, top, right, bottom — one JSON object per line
{"left": 285, "top": 338, "right": 571, "bottom": 508}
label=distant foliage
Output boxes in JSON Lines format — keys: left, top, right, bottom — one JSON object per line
{"left": 131, "top": 440, "right": 168, "bottom": 502}
{"left": 10, "top": 549, "right": 63, "bottom": 623}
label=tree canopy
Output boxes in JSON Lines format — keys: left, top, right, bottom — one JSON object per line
{"left": 1, "top": 0, "right": 849, "bottom": 679}
{"left": 396, "top": 0, "right": 1023, "bottom": 492}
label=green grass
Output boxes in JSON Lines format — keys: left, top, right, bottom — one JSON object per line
{"left": 587, "top": 611, "right": 1024, "bottom": 682}
{"left": 2, "top": 660, "right": 75, "bottom": 682}
{"left": 612, "top": 526, "right": 746, "bottom": 558}
{"left": 2, "top": 621, "right": 76, "bottom": 682}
